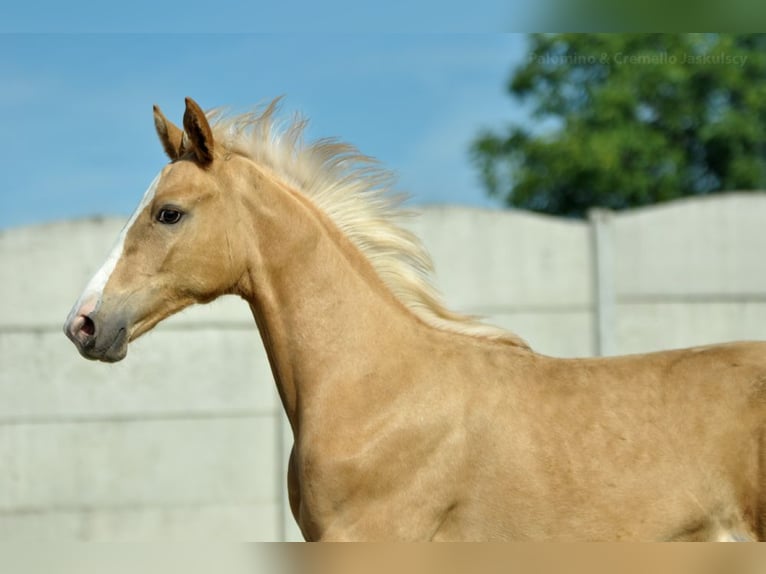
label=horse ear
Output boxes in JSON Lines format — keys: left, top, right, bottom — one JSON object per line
{"left": 153, "top": 104, "right": 184, "bottom": 161}
{"left": 182, "top": 97, "right": 214, "bottom": 166}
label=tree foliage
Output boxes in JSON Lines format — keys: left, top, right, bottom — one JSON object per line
{"left": 471, "top": 34, "right": 766, "bottom": 217}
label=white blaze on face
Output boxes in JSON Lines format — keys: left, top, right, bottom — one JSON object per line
{"left": 65, "top": 174, "right": 161, "bottom": 324}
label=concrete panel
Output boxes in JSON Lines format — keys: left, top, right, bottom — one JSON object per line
{"left": 1, "top": 218, "right": 121, "bottom": 327}
{"left": 615, "top": 302, "right": 766, "bottom": 355}
{"left": 407, "top": 207, "right": 593, "bottom": 309}
{"left": 0, "top": 502, "right": 279, "bottom": 541}
{"left": 0, "top": 510, "right": 81, "bottom": 540}
{"left": 0, "top": 417, "right": 277, "bottom": 511}
{"left": 80, "top": 502, "right": 279, "bottom": 541}
{"left": 614, "top": 193, "right": 766, "bottom": 298}
{"left": 0, "top": 329, "right": 277, "bottom": 420}
{"left": 0, "top": 545, "right": 268, "bottom": 571}
{"left": 0, "top": 217, "right": 255, "bottom": 328}
{"left": 486, "top": 310, "right": 595, "bottom": 358}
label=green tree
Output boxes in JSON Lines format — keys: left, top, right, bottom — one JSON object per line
{"left": 471, "top": 34, "right": 766, "bottom": 217}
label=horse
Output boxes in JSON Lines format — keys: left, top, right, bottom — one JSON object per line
{"left": 64, "top": 97, "right": 766, "bottom": 541}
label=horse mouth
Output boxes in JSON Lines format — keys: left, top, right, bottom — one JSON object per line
{"left": 93, "top": 327, "right": 128, "bottom": 362}
{"left": 81, "top": 327, "right": 127, "bottom": 362}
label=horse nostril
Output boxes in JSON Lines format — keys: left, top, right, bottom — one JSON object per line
{"left": 80, "top": 315, "right": 96, "bottom": 337}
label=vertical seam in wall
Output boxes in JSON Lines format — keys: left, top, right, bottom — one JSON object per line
{"left": 589, "top": 208, "right": 616, "bottom": 357}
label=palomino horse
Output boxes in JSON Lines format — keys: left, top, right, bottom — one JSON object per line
{"left": 64, "top": 97, "right": 766, "bottom": 541}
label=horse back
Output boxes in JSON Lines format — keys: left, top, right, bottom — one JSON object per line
{"left": 456, "top": 340, "right": 766, "bottom": 540}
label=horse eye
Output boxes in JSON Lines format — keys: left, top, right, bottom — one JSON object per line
{"left": 156, "top": 208, "right": 184, "bottom": 225}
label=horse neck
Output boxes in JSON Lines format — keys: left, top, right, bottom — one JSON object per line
{"left": 232, "top": 163, "right": 419, "bottom": 432}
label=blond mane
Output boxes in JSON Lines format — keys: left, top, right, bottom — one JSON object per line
{"left": 209, "top": 100, "right": 528, "bottom": 348}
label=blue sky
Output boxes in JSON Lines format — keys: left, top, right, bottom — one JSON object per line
{"left": 0, "top": 34, "right": 530, "bottom": 229}
{"left": 2, "top": 1, "right": 529, "bottom": 33}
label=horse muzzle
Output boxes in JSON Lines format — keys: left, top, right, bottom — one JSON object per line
{"left": 64, "top": 309, "right": 130, "bottom": 363}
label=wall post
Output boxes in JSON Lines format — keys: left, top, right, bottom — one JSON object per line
{"left": 588, "top": 208, "right": 616, "bottom": 356}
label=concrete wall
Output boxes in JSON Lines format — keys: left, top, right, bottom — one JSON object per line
{"left": 0, "top": 219, "right": 285, "bottom": 540}
{"left": 610, "top": 195, "right": 766, "bottom": 354}
{"left": 1, "top": 194, "right": 765, "bottom": 540}
{"left": 409, "top": 206, "right": 595, "bottom": 358}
